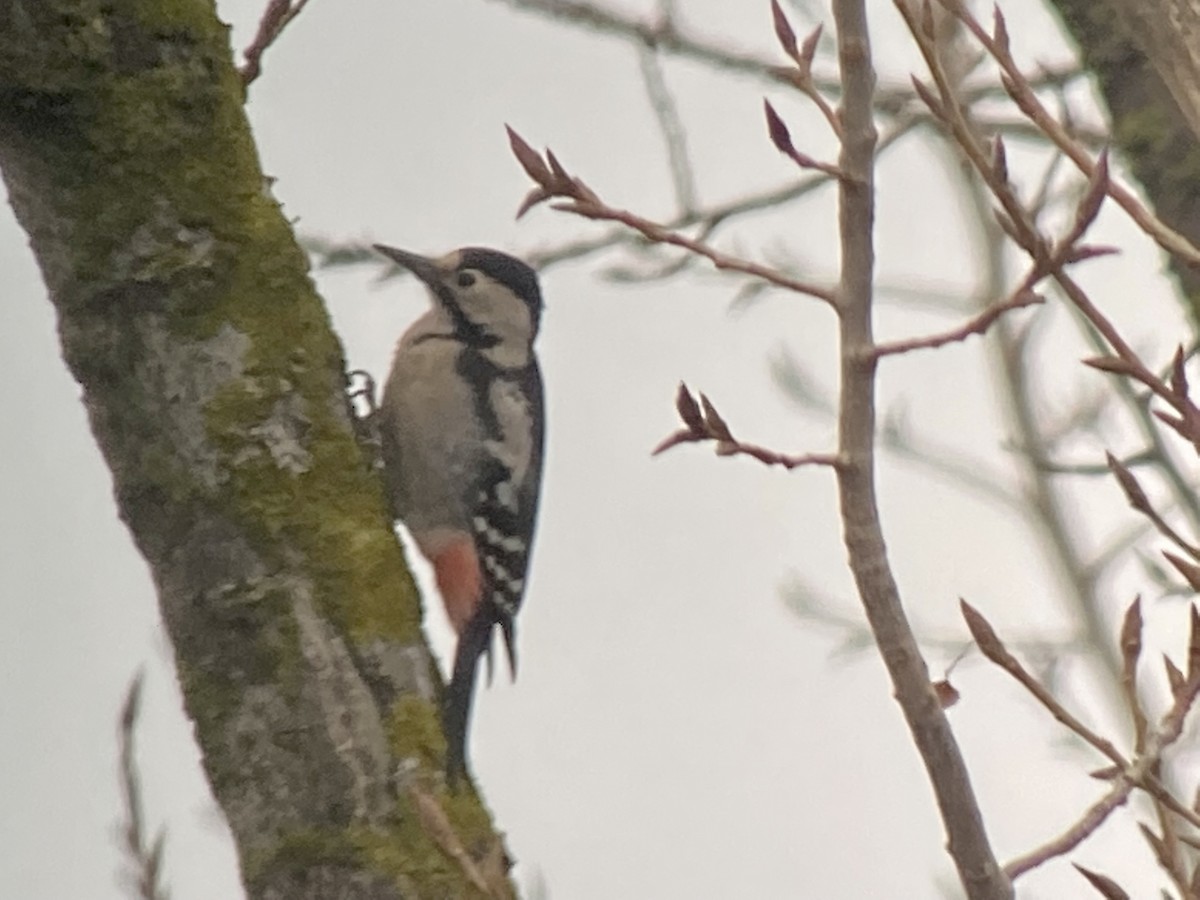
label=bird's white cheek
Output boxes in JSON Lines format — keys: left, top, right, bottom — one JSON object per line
{"left": 462, "top": 293, "right": 533, "bottom": 369}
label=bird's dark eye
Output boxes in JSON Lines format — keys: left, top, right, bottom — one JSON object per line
{"left": 456, "top": 271, "right": 476, "bottom": 288}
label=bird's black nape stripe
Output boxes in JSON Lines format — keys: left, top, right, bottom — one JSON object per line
{"left": 458, "top": 247, "right": 542, "bottom": 310}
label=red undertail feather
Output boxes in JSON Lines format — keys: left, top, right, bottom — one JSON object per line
{"left": 431, "top": 536, "right": 483, "bottom": 634}
{"left": 429, "top": 534, "right": 492, "bottom": 787}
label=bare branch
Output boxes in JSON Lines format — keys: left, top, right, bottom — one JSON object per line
{"left": 832, "top": 1, "right": 1009, "bottom": 896}
{"left": 961, "top": 601, "right": 1129, "bottom": 770}
{"left": 1107, "top": 453, "right": 1200, "bottom": 559}
{"left": 768, "top": 2, "right": 842, "bottom": 139}
{"left": 406, "top": 783, "right": 494, "bottom": 893}
{"left": 526, "top": 113, "right": 920, "bottom": 270}
{"left": 1057, "top": 271, "right": 1200, "bottom": 453}
{"left": 652, "top": 382, "right": 840, "bottom": 471}
{"left": 870, "top": 145, "right": 1115, "bottom": 361}
{"left": 764, "top": 99, "right": 847, "bottom": 179}
{"left": 491, "top": 0, "right": 789, "bottom": 83}
{"left": 770, "top": 0, "right": 801, "bottom": 66}
{"left": 963, "top": 598, "right": 1200, "bottom": 880}
{"left": 872, "top": 284, "right": 1041, "bottom": 357}
{"left": 772, "top": 351, "right": 1026, "bottom": 511}
{"left": 239, "top": 0, "right": 312, "bottom": 88}
{"left": 1004, "top": 781, "right": 1132, "bottom": 880}
{"left": 506, "top": 126, "right": 839, "bottom": 304}
{"left": 118, "top": 673, "right": 170, "bottom": 900}
{"left": 938, "top": 0, "right": 1200, "bottom": 269}
{"left": 304, "top": 117, "right": 925, "bottom": 278}
{"left": 637, "top": 43, "right": 698, "bottom": 214}
{"left": 900, "top": 0, "right": 1200, "bottom": 465}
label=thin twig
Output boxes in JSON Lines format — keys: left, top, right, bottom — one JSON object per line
{"left": 652, "top": 383, "right": 840, "bottom": 471}
{"left": 240, "top": 0, "right": 312, "bottom": 88}
{"left": 304, "top": 117, "right": 923, "bottom": 277}
{"left": 784, "top": 575, "right": 1085, "bottom": 664}
{"left": 940, "top": 0, "right": 1200, "bottom": 269}
{"left": 962, "top": 601, "right": 1129, "bottom": 770}
{"left": 900, "top": 0, "right": 1200, "bottom": 450}
{"left": 764, "top": 100, "right": 848, "bottom": 180}
{"left": 118, "top": 672, "right": 170, "bottom": 900}
{"left": 936, "top": 107, "right": 1122, "bottom": 700}
{"left": 490, "top": 0, "right": 1083, "bottom": 113}
{"left": 1140, "top": 773, "right": 1200, "bottom": 831}
{"left": 1106, "top": 453, "right": 1200, "bottom": 560}
{"left": 637, "top": 42, "right": 698, "bottom": 215}
{"left": 1073, "top": 312, "right": 1200, "bottom": 533}
{"left": 527, "top": 114, "right": 919, "bottom": 270}
{"left": 1058, "top": 272, "right": 1200, "bottom": 454}
{"left": 569, "top": 200, "right": 837, "bottom": 303}
{"left": 1003, "top": 780, "right": 1132, "bottom": 880}
{"left": 506, "top": 127, "right": 839, "bottom": 305}
{"left": 964, "top": 600, "right": 1200, "bottom": 880}
{"left": 769, "top": 3, "right": 843, "bottom": 139}
{"left": 872, "top": 282, "right": 1042, "bottom": 357}
{"left": 772, "top": 351, "right": 1027, "bottom": 512}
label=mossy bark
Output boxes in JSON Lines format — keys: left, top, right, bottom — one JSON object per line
{"left": 0, "top": 2, "right": 511, "bottom": 897}
{"left": 1048, "top": 0, "right": 1200, "bottom": 328}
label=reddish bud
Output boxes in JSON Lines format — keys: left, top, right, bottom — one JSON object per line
{"left": 699, "top": 394, "right": 734, "bottom": 442}
{"left": 910, "top": 75, "right": 944, "bottom": 119}
{"left": 1171, "top": 345, "right": 1189, "bottom": 400}
{"left": 675, "top": 382, "right": 705, "bottom": 432}
{"left": 991, "top": 136, "right": 1008, "bottom": 184}
{"left": 1073, "top": 864, "right": 1131, "bottom": 900}
{"left": 506, "top": 125, "right": 552, "bottom": 186}
{"left": 960, "top": 600, "right": 1009, "bottom": 665}
{"left": 1083, "top": 356, "right": 1138, "bottom": 376}
{"left": 799, "top": 24, "right": 822, "bottom": 73}
{"left": 764, "top": 99, "right": 795, "bottom": 156}
{"left": 1073, "top": 149, "right": 1110, "bottom": 235}
{"left": 1106, "top": 451, "right": 1152, "bottom": 514}
{"left": 1165, "top": 552, "right": 1200, "bottom": 593}
{"left": 770, "top": 0, "right": 800, "bottom": 64}
{"left": 1118, "top": 596, "right": 1142, "bottom": 688}
{"left": 992, "top": 5, "right": 1010, "bottom": 58}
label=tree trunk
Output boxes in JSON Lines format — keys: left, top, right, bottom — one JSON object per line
{"left": 0, "top": 2, "right": 509, "bottom": 897}
{"left": 1049, "top": 0, "right": 1200, "bottom": 327}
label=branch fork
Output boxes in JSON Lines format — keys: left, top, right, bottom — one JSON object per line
{"left": 652, "top": 382, "right": 840, "bottom": 471}
{"left": 506, "top": 125, "right": 838, "bottom": 304}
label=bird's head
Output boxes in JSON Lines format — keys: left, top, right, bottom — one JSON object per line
{"left": 374, "top": 245, "right": 543, "bottom": 356}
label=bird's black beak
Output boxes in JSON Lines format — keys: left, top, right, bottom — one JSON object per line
{"left": 373, "top": 244, "right": 443, "bottom": 287}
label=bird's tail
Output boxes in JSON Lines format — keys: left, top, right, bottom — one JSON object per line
{"left": 444, "top": 609, "right": 495, "bottom": 788}
{"left": 445, "top": 608, "right": 521, "bottom": 787}
{"left": 500, "top": 614, "right": 517, "bottom": 680}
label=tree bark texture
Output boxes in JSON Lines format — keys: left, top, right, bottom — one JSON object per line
{"left": 1099, "top": 0, "right": 1200, "bottom": 150}
{"left": 1049, "top": 0, "right": 1200, "bottom": 327}
{"left": 0, "top": 2, "right": 509, "bottom": 897}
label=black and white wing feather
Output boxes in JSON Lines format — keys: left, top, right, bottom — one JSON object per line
{"left": 444, "top": 360, "right": 544, "bottom": 782}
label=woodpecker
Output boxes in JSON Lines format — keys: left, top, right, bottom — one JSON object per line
{"left": 373, "top": 244, "right": 545, "bottom": 784}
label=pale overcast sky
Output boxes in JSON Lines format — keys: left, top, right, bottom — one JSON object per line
{"left": 0, "top": 1, "right": 1193, "bottom": 898}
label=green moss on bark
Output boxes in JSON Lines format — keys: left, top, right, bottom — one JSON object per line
{"left": 247, "top": 815, "right": 500, "bottom": 899}
{"left": 0, "top": 2, "right": 505, "bottom": 896}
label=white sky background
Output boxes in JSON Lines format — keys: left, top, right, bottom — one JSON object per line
{"left": 0, "top": 0, "right": 1195, "bottom": 897}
